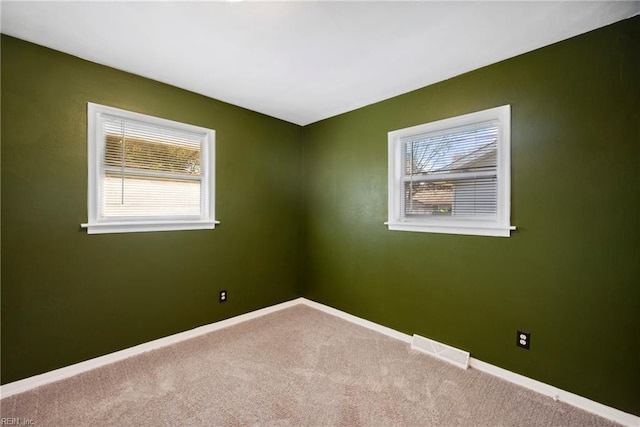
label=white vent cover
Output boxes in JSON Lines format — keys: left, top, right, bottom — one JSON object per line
{"left": 411, "top": 334, "right": 470, "bottom": 369}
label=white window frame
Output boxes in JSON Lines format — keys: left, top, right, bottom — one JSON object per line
{"left": 386, "top": 105, "right": 513, "bottom": 237}
{"left": 82, "top": 103, "right": 218, "bottom": 234}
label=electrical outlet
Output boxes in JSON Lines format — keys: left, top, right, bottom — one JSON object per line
{"left": 517, "top": 330, "right": 530, "bottom": 349}
{"left": 219, "top": 290, "right": 227, "bottom": 303}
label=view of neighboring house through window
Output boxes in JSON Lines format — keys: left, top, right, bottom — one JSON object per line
{"left": 404, "top": 121, "right": 498, "bottom": 216}
{"left": 83, "top": 103, "right": 218, "bottom": 234}
{"left": 387, "top": 105, "right": 513, "bottom": 237}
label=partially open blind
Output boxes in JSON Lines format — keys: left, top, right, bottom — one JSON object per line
{"left": 100, "top": 115, "right": 206, "bottom": 218}
{"left": 401, "top": 120, "right": 498, "bottom": 217}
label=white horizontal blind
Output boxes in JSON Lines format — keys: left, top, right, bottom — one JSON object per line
{"left": 401, "top": 120, "right": 498, "bottom": 218}
{"left": 100, "top": 114, "right": 205, "bottom": 218}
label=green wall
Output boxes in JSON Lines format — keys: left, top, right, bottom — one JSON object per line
{"left": 302, "top": 17, "right": 639, "bottom": 415}
{"left": 1, "top": 36, "right": 303, "bottom": 384}
{"left": 2, "top": 17, "right": 639, "bottom": 417}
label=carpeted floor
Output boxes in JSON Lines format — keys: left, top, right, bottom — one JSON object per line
{"left": 0, "top": 305, "right": 621, "bottom": 426}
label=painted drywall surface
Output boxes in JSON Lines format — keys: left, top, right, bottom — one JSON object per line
{"left": 302, "top": 17, "right": 639, "bottom": 415}
{"left": 1, "top": 35, "right": 303, "bottom": 384}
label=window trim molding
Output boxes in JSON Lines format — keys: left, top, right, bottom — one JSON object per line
{"left": 386, "top": 105, "right": 513, "bottom": 237}
{"left": 82, "top": 103, "right": 218, "bottom": 234}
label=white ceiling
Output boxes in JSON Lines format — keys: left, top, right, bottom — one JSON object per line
{"left": 1, "top": 1, "right": 638, "bottom": 126}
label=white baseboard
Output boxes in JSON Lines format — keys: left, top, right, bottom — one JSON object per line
{"left": 2, "top": 297, "right": 638, "bottom": 427}
{"left": 303, "top": 298, "right": 640, "bottom": 427}
{"left": 299, "top": 298, "right": 413, "bottom": 344}
{"left": 469, "top": 358, "right": 640, "bottom": 427}
{"left": 0, "top": 298, "right": 303, "bottom": 399}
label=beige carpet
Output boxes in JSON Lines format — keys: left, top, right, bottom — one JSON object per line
{"left": 0, "top": 305, "right": 620, "bottom": 426}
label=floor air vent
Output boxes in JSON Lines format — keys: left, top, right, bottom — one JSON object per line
{"left": 411, "top": 334, "right": 470, "bottom": 369}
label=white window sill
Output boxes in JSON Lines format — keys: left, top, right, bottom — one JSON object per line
{"left": 81, "top": 220, "right": 220, "bottom": 234}
{"left": 385, "top": 222, "right": 515, "bottom": 237}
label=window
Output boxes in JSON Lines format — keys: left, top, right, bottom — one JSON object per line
{"left": 82, "top": 103, "right": 218, "bottom": 234}
{"left": 386, "top": 105, "right": 513, "bottom": 237}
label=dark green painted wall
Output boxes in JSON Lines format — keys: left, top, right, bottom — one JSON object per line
{"left": 2, "top": 17, "right": 639, "bottom": 417}
{"left": 1, "top": 36, "right": 303, "bottom": 383}
{"left": 302, "top": 17, "right": 639, "bottom": 415}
